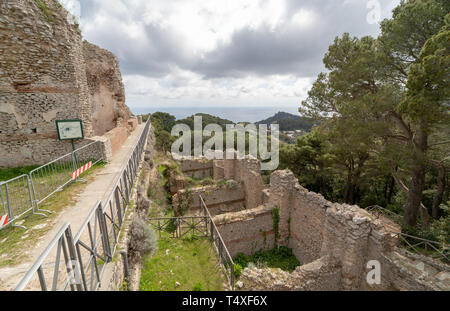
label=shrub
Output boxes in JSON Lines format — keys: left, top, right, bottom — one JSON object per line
{"left": 128, "top": 216, "right": 158, "bottom": 257}
{"left": 233, "top": 247, "right": 300, "bottom": 272}
{"left": 234, "top": 263, "right": 243, "bottom": 278}
{"left": 226, "top": 180, "right": 239, "bottom": 190}
{"left": 192, "top": 283, "right": 203, "bottom": 291}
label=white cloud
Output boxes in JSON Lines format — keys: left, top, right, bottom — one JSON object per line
{"left": 74, "top": 0, "right": 401, "bottom": 115}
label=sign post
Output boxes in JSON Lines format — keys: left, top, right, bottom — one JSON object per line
{"left": 56, "top": 119, "right": 84, "bottom": 170}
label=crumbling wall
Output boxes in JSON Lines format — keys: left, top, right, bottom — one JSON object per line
{"left": 177, "top": 156, "right": 449, "bottom": 291}
{"left": 83, "top": 41, "right": 131, "bottom": 136}
{"left": 0, "top": 0, "right": 133, "bottom": 167}
{"left": 213, "top": 155, "right": 265, "bottom": 210}
{"left": 180, "top": 159, "right": 213, "bottom": 179}
{"left": 238, "top": 255, "right": 342, "bottom": 291}
{"left": 213, "top": 205, "right": 276, "bottom": 257}
{"left": 213, "top": 165, "right": 449, "bottom": 291}
{"left": 0, "top": 0, "right": 91, "bottom": 166}
{"left": 173, "top": 184, "right": 246, "bottom": 216}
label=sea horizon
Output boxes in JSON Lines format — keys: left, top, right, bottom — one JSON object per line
{"left": 130, "top": 106, "right": 302, "bottom": 123}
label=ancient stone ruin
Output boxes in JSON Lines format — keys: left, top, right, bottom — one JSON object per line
{"left": 172, "top": 154, "right": 450, "bottom": 291}
{"left": 0, "top": 0, "right": 137, "bottom": 167}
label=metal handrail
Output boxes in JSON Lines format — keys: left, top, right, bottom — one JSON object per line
{"left": 15, "top": 222, "right": 72, "bottom": 291}
{"left": 199, "top": 195, "right": 235, "bottom": 290}
{"left": 367, "top": 205, "right": 449, "bottom": 261}
{"left": 15, "top": 120, "right": 151, "bottom": 291}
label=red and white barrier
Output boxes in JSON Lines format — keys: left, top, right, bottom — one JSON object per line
{"left": 71, "top": 161, "right": 93, "bottom": 180}
{"left": 0, "top": 214, "right": 8, "bottom": 229}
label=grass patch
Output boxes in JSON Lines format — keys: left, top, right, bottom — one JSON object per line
{"left": 139, "top": 232, "right": 225, "bottom": 291}
{"left": 147, "top": 152, "right": 180, "bottom": 216}
{"left": 0, "top": 165, "right": 39, "bottom": 182}
{"left": 233, "top": 246, "right": 301, "bottom": 274}
{"left": 0, "top": 163, "right": 105, "bottom": 268}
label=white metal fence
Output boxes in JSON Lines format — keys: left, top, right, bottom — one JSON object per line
{"left": 15, "top": 120, "right": 150, "bottom": 291}
{"left": 0, "top": 174, "right": 37, "bottom": 230}
{"left": 0, "top": 140, "right": 104, "bottom": 231}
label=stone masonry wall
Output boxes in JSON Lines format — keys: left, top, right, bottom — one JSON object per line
{"left": 211, "top": 164, "right": 449, "bottom": 290}
{"left": 173, "top": 184, "right": 246, "bottom": 216}
{"left": 0, "top": 0, "right": 132, "bottom": 167}
{"left": 238, "top": 255, "right": 342, "bottom": 291}
{"left": 180, "top": 159, "right": 213, "bottom": 179}
{"left": 83, "top": 41, "right": 131, "bottom": 136}
{"left": 213, "top": 155, "right": 265, "bottom": 210}
{"left": 214, "top": 205, "right": 276, "bottom": 257}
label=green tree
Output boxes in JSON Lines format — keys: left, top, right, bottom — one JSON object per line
{"left": 300, "top": 0, "right": 449, "bottom": 226}
{"left": 401, "top": 14, "right": 450, "bottom": 220}
{"left": 279, "top": 130, "right": 334, "bottom": 196}
{"left": 151, "top": 112, "right": 176, "bottom": 132}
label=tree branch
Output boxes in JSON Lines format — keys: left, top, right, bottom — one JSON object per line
{"left": 429, "top": 140, "right": 450, "bottom": 148}
{"left": 388, "top": 111, "right": 413, "bottom": 141}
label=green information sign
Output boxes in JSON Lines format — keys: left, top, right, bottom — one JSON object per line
{"left": 56, "top": 119, "right": 84, "bottom": 166}
{"left": 55, "top": 119, "right": 84, "bottom": 141}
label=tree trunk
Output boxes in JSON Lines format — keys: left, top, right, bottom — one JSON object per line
{"left": 432, "top": 162, "right": 446, "bottom": 220}
{"left": 344, "top": 166, "right": 354, "bottom": 204}
{"left": 387, "top": 175, "right": 396, "bottom": 204}
{"left": 404, "top": 129, "right": 428, "bottom": 227}
{"left": 404, "top": 165, "right": 426, "bottom": 226}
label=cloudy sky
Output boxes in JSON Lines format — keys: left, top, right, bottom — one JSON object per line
{"left": 61, "top": 0, "right": 400, "bottom": 121}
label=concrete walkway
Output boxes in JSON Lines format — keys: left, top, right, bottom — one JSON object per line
{"left": 0, "top": 124, "right": 146, "bottom": 290}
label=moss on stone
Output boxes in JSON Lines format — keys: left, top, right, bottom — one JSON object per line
{"left": 34, "top": 0, "right": 54, "bottom": 22}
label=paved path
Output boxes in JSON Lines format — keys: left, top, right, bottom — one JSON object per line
{"left": 0, "top": 124, "right": 146, "bottom": 290}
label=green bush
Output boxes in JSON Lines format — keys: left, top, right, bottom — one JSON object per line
{"left": 234, "top": 247, "right": 300, "bottom": 272}
{"left": 128, "top": 216, "right": 158, "bottom": 257}
{"left": 234, "top": 263, "right": 243, "bottom": 278}
{"left": 165, "top": 218, "right": 178, "bottom": 234}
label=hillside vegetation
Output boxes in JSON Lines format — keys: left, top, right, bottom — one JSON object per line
{"left": 177, "top": 113, "right": 234, "bottom": 130}
{"left": 256, "top": 112, "right": 315, "bottom": 132}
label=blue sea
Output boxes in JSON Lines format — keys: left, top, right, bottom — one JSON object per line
{"left": 131, "top": 106, "right": 301, "bottom": 123}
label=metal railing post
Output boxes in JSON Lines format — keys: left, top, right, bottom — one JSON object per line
{"left": 115, "top": 188, "right": 123, "bottom": 227}
{"left": 97, "top": 203, "right": 112, "bottom": 262}
{"left": 29, "top": 174, "right": 48, "bottom": 217}
{"left": 64, "top": 226, "right": 82, "bottom": 291}
{"left": 119, "top": 250, "right": 130, "bottom": 290}
{"left": 5, "top": 183, "right": 13, "bottom": 220}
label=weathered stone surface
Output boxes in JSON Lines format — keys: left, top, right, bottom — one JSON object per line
{"left": 239, "top": 256, "right": 342, "bottom": 291}
{"left": 0, "top": 0, "right": 132, "bottom": 167}
{"left": 83, "top": 41, "right": 131, "bottom": 136}
{"left": 182, "top": 155, "right": 450, "bottom": 291}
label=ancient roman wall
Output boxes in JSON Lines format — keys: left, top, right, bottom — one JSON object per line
{"left": 213, "top": 205, "right": 276, "bottom": 257}
{"left": 212, "top": 165, "right": 449, "bottom": 290}
{"left": 213, "top": 155, "right": 265, "bottom": 210}
{"left": 238, "top": 255, "right": 342, "bottom": 291}
{"left": 0, "top": 0, "right": 133, "bottom": 167}
{"left": 0, "top": 0, "right": 90, "bottom": 166}
{"left": 180, "top": 159, "right": 213, "bottom": 179}
{"left": 83, "top": 41, "right": 131, "bottom": 136}
{"left": 173, "top": 184, "right": 246, "bottom": 216}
